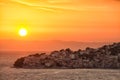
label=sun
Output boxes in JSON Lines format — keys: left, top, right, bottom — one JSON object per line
{"left": 19, "top": 28, "right": 27, "bottom": 37}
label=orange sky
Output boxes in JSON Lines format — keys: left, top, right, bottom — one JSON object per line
{"left": 0, "top": 0, "right": 120, "bottom": 51}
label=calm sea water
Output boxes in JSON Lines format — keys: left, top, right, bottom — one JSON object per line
{"left": 0, "top": 51, "right": 120, "bottom": 80}
{"left": 0, "top": 51, "right": 48, "bottom": 68}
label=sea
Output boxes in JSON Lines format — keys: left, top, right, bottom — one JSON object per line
{"left": 0, "top": 51, "right": 120, "bottom": 80}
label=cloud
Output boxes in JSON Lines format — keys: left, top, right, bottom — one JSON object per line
{"left": 48, "top": 0, "right": 72, "bottom": 3}
{"left": 5, "top": 0, "right": 120, "bottom": 13}
{"left": 10, "top": 0, "right": 81, "bottom": 12}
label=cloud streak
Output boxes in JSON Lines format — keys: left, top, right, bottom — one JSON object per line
{"left": 10, "top": 0, "right": 115, "bottom": 13}
{"left": 48, "top": 0, "right": 72, "bottom": 3}
{"left": 10, "top": 0, "right": 83, "bottom": 12}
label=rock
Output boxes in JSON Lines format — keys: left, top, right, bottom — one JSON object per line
{"left": 44, "top": 60, "right": 55, "bottom": 68}
{"left": 23, "top": 56, "right": 40, "bottom": 68}
{"left": 50, "top": 51, "right": 60, "bottom": 58}
{"left": 118, "top": 53, "right": 120, "bottom": 62}
{"left": 39, "top": 53, "right": 47, "bottom": 60}
{"left": 103, "top": 56, "right": 118, "bottom": 68}
{"left": 14, "top": 57, "right": 25, "bottom": 68}
{"left": 65, "top": 48, "right": 73, "bottom": 53}
{"left": 69, "top": 54, "right": 76, "bottom": 60}
{"left": 14, "top": 42, "right": 120, "bottom": 69}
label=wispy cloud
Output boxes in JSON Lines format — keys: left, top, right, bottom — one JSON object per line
{"left": 10, "top": 0, "right": 58, "bottom": 12}
{"left": 10, "top": 0, "right": 81, "bottom": 12}
{"left": 11, "top": 0, "right": 112, "bottom": 12}
{"left": 48, "top": 0, "right": 72, "bottom": 3}
{"left": 3, "top": 0, "right": 119, "bottom": 13}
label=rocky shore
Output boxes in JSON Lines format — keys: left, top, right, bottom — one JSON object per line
{"left": 14, "top": 42, "right": 120, "bottom": 69}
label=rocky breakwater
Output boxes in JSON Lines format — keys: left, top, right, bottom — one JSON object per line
{"left": 14, "top": 43, "right": 120, "bottom": 69}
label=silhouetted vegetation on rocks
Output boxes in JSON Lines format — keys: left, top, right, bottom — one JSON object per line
{"left": 14, "top": 42, "right": 120, "bottom": 69}
{"left": 14, "top": 57, "right": 25, "bottom": 68}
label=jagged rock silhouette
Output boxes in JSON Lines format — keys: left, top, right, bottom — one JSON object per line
{"left": 14, "top": 42, "right": 120, "bottom": 69}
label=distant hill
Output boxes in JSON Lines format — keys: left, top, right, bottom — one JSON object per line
{"left": 0, "top": 39, "right": 113, "bottom": 51}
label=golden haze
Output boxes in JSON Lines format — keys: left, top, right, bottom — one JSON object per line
{"left": 0, "top": 0, "right": 120, "bottom": 51}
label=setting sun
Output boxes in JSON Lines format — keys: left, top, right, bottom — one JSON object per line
{"left": 19, "top": 28, "right": 27, "bottom": 37}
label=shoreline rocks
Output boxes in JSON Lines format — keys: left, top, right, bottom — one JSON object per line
{"left": 14, "top": 42, "right": 120, "bottom": 69}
